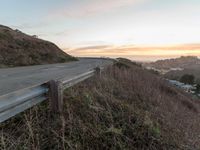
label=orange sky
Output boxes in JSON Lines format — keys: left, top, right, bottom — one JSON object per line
{"left": 2, "top": 0, "right": 200, "bottom": 61}
{"left": 66, "top": 44, "right": 200, "bottom": 61}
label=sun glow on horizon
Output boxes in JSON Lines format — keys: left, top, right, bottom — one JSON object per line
{"left": 66, "top": 44, "right": 200, "bottom": 61}
{"left": 1, "top": 0, "right": 200, "bottom": 61}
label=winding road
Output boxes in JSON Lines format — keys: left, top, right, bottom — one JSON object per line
{"left": 0, "top": 58, "right": 113, "bottom": 96}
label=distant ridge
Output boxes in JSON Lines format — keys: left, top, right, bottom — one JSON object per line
{"left": 145, "top": 56, "right": 200, "bottom": 69}
{"left": 0, "top": 25, "right": 76, "bottom": 67}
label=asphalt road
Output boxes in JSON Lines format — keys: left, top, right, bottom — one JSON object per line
{"left": 0, "top": 58, "right": 113, "bottom": 96}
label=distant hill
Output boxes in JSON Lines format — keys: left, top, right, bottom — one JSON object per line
{"left": 145, "top": 56, "right": 200, "bottom": 70}
{"left": 0, "top": 25, "right": 76, "bottom": 67}
{"left": 164, "top": 64, "right": 200, "bottom": 84}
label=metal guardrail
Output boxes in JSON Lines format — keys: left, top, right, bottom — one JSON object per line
{"left": 61, "top": 70, "right": 95, "bottom": 89}
{"left": 0, "top": 70, "right": 96, "bottom": 123}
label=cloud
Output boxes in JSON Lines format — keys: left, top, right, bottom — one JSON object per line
{"left": 67, "top": 43, "right": 200, "bottom": 60}
{"left": 74, "top": 45, "right": 112, "bottom": 51}
{"left": 11, "top": 22, "right": 50, "bottom": 30}
{"left": 50, "top": 0, "right": 145, "bottom": 19}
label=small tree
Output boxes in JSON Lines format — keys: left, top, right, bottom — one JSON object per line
{"left": 180, "top": 74, "right": 195, "bottom": 85}
{"left": 195, "top": 84, "right": 200, "bottom": 93}
{"left": 32, "top": 35, "right": 38, "bottom": 38}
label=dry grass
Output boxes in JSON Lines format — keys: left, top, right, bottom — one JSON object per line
{"left": 0, "top": 25, "right": 77, "bottom": 67}
{"left": 0, "top": 59, "right": 200, "bottom": 150}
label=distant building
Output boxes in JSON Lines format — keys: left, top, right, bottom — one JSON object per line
{"left": 170, "top": 68, "right": 183, "bottom": 71}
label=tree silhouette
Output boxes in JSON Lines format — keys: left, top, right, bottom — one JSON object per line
{"left": 180, "top": 74, "right": 195, "bottom": 85}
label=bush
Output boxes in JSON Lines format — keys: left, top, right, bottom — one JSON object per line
{"left": 195, "top": 84, "right": 200, "bottom": 93}
{"left": 180, "top": 74, "right": 195, "bottom": 85}
{"left": 0, "top": 32, "right": 13, "bottom": 40}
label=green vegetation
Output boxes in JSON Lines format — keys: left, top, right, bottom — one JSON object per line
{"left": 180, "top": 74, "right": 195, "bottom": 85}
{"left": 0, "top": 31, "right": 13, "bottom": 40}
{"left": 195, "top": 84, "right": 200, "bottom": 94}
{"left": 0, "top": 59, "right": 200, "bottom": 150}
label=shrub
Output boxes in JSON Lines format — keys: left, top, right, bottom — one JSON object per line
{"left": 0, "top": 32, "right": 13, "bottom": 40}
{"left": 180, "top": 74, "right": 195, "bottom": 84}
{"left": 195, "top": 84, "right": 200, "bottom": 93}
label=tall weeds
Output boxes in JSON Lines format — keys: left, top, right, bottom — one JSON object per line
{"left": 0, "top": 60, "right": 199, "bottom": 150}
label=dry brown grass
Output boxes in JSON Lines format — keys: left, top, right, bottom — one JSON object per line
{"left": 0, "top": 59, "right": 199, "bottom": 150}
{"left": 0, "top": 25, "right": 77, "bottom": 67}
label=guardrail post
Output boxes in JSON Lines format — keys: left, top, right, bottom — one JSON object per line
{"left": 48, "top": 80, "right": 63, "bottom": 113}
{"left": 95, "top": 67, "right": 101, "bottom": 76}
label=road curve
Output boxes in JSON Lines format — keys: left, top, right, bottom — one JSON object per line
{"left": 0, "top": 58, "right": 113, "bottom": 96}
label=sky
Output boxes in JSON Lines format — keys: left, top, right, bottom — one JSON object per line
{"left": 0, "top": 0, "right": 200, "bottom": 61}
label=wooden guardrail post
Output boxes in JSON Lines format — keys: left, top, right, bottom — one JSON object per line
{"left": 0, "top": 68, "right": 109, "bottom": 123}
{"left": 95, "top": 67, "right": 101, "bottom": 76}
{"left": 48, "top": 80, "right": 63, "bottom": 113}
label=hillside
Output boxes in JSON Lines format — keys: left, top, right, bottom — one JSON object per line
{"left": 0, "top": 25, "right": 76, "bottom": 67}
{"left": 0, "top": 59, "right": 200, "bottom": 150}
{"left": 145, "top": 56, "right": 200, "bottom": 70}
{"left": 165, "top": 64, "right": 200, "bottom": 83}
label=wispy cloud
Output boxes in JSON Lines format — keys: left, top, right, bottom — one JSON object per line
{"left": 50, "top": 0, "right": 146, "bottom": 18}
{"left": 67, "top": 43, "right": 200, "bottom": 61}
{"left": 10, "top": 21, "right": 51, "bottom": 30}
{"left": 74, "top": 45, "right": 112, "bottom": 51}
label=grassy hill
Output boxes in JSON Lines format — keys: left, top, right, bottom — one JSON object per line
{"left": 165, "top": 64, "right": 200, "bottom": 84}
{"left": 0, "top": 59, "right": 199, "bottom": 150}
{"left": 145, "top": 56, "right": 200, "bottom": 70}
{"left": 0, "top": 25, "right": 76, "bottom": 67}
